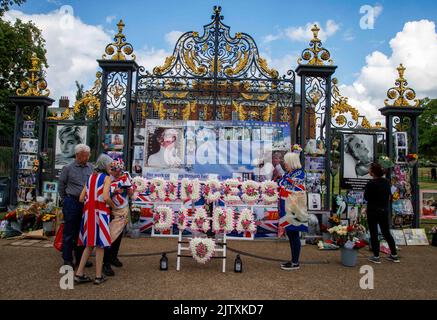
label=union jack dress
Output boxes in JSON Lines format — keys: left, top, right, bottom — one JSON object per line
{"left": 78, "top": 172, "right": 112, "bottom": 248}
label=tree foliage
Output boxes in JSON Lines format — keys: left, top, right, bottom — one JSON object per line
{"left": 418, "top": 98, "right": 437, "bottom": 162}
{"left": 0, "top": 14, "right": 47, "bottom": 138}
{"left": 0, "top": 0, "right": 25, "bottom": 16}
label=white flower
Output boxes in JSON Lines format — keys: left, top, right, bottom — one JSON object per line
{"left": 177, "top": 207, "right": 189, "bottom": 231}
{"left": 191, "top": 207, "right": 210, "bottom": 233}
{"left": 261, "top": 180, "right": 278, "bottom": 204}
{"left": 166, "top": 179, "right": 179, "bottom": 201}
{"left": 149, "top": 177, "right": 166, "bottom": 201}
{"left": 235, "top": 208, "right": 257, "bottom": 234}
{"left": 223, "top": 179, "right": 241, "bottom": 204}
{"left": 180, "top": 178, "right": 201, "bottom": 202}
{"left": 132, "top": 176, "right": 147, "bottom": 193}
{"left": 212, "top": 207, "right": 234, "bottom": 233}
{"left": 189, "top": 237, "right": 215, "bottom": 264}
{"left": 153, "top": 206, "right": 174, "bottom": 232}
{"left": 204, "top": 179, "right": 222, "bottom": 203}
{"left": 241, "top": 180, "right": 260, "bottom": 204}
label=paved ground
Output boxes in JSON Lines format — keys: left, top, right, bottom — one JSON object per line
{"left": 0, "top": 237, "right": 436, "bottom": 300}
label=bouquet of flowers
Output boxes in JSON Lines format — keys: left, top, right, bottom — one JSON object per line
{"left": 328, "top": 224, "right": 367, "bottom": 249}
{"left": 328, "top": 214, "right": 340, "bottom": 226}
{"left": 292, "top": 144, "right": 302, "bottom": 154}
{"left": 406, "top": 153, "right": 418, "bottom": 167}
{"left": 378, "top": 155, "right": 395, "bottom": 170}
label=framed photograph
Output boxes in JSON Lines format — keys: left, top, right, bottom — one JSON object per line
{"left": 308, "top": 193, "right": 322, "bottom": 211}
{"left": 109, "top": 110, "right": 123, "bottom": 127}
{"left": 390, "top": 229, "right": 407, "bottom": 246}
{"left": 19, "top": 139, "right": 38, "bottom": 154}
{"left": 341, "top": 133, "right": 376, "bottom": 189}
{"left": 146, "top": 127, "right": 184, "bottom": 168}
{"left": 340, "top": 219, "right": 350, "bottom": 226}
{"left": 134, "top": 128, "right": 146, "bottom": 144}
{"left": 22, "top": 121, "right": 35, "bottom": 137}
{"left": 134, "top": 145, "right": 144, "bottom": 160}
{"left": 43, "top": 181, "right": 58, "bottom": 193}
{"left": 395, "top": 132, "right": 408, "bottom": 148}
{"left": 396, "top": 148, "right": 407, "bottom": 164}
{"left": 18, "top": 154, "right": 37, "bottom": 170}
{"left": 132, "top": 159, "right": 144, "bottom": 176}
{"left": 346, "top": 190, "right": 364, "bottom": 205}
{"left": 43, "top": 192, "right": 58, "bottom": 206}
{"left": 347, "top": 206, "right": 359, "bottom": 224}
{"left": 305, "top": 156, "right": 325, "bottom": 171}
{"left": 107, "top": 151, "right": 123, "bottom": 160}
{"left": 420, "top": 189, "right": 437, "bottom": 219}
{"left": 403, "top": 229, "right": 429, "bottom": 246}
{"left": 55, "top": 125, "right": 87, "bottom": 169}
{"left": 306, "top": 172, "right": 322, "bottom": 193}
{"left": 17, "top": 187, "right": 35, "bottom": 202}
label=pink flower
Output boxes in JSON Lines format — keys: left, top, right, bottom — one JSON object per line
{"left": 153, "top": 213, "right": 160, "bottom": 222}
{"left": 242, "top": 219, "right": 251, "bottom": 230}
{"left": 187, "top": 185, "right": 193, "bottom": 193}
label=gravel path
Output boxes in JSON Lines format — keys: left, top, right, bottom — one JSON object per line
{"left": 1, "top": 238, "right": 436, "bottom": 300}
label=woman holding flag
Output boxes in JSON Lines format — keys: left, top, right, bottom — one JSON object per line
{"left": 278, "top": 147, "right": 309, "bottom": 271}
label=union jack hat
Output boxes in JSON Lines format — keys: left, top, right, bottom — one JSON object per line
{"left": 110, "top": 158, "right": 125, "bottom": 171}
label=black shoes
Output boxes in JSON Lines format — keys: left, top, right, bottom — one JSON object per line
{"left": 74, "top": 274, "right": 92, "bottom": 284}
{"left": 111, "top": 258, "right": 123, "bottom": 268}
{"left": 94, "top": 275, "right": 107, "bottom": 285}
{"left": 281, "top": 262, "right": 300, "bottom": 270}
{"left": 103, "top": 263, "right": 115, "bottom": 276}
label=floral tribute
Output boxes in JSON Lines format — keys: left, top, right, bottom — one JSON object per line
{"left": 223, "top": 179, "right": 241, "bottom": 204}
{"left": 177, "top": 207, "right": 189, "bottom": 231}
{"left": 204, "top": 178, "right": 222, "bottom": 203}
{"left": 261, "top": 180, "right": 278, "bottom": 204}
{"left": 241, "top": 180, "right": 260, "bottom": 204}
{"left": 235, "top": 208, "right": 257, "bottom": 234}
{"left": 149, "top": 177, "right": 167, "bottom": 201}
{"left": 189, "top": 237, "right": 215, "bottom": 264}
{"left": 131, "top": 176, "right": 148, "bottom": 193}
{"left": 180, "top": 178, "right": 201, "bottom": 202}
{"left": 328, "top": 224, "right": 367, "bottom": 249}
{"left": 212, "top": 207, "right": 234, "bottom": 233}
{"left": 153, "top": 206, "right": 174, "bottom": 232}
{"left": 191, "top": 207, "right": 210, "bottom": 233}
{"left": 166, "top": 179, "right": 179, "bottom": 201}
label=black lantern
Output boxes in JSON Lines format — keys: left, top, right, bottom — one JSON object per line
{"left": 160, "top": 253, "right": 168, "bottom": 271}
{"left": 234, "top": 254, "right": 242, "bottom": 273}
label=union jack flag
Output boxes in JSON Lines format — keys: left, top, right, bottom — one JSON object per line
{"left": 79, "top": 173, "right": 111, "bottom": 248}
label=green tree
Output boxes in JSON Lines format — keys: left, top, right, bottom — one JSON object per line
{"left": 418, "top": 98, "right": 437, "bottom": 162}
{"left": 74, "top": 81, "right": 86, "bottom": 120}
{"left": 0, "top": 16, "right": 47, "bottom": 138}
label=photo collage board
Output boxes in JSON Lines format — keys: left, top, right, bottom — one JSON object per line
{"left": 304, "top": 139, "right": 326, "bottom": 212}
{"left": 17, "top": 121, "right": 38, "bottom": 203}
{"left": 103, "top": 109, "right": 125, "bottom": 162}
{"left": 391, "top": 132, "right": 415, "bottom": 228}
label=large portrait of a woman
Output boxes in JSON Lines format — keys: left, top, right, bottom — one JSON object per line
{"left": 55, "top": 125, "right": 87, "bottom": 169}
{"left": 342, "top": 133, "right": 375, "bottom": 180}
{"left": 146, "top": 127, "right": 184, "bottom": 167}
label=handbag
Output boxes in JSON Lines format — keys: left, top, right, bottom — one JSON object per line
{"left": 54, "top": 223, "right": 64, "bottom": 251}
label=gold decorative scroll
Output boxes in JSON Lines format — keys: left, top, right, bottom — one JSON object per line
{"left": 153, "top": 56, "right": 176, "bottom": 75}
{"left": 257, "top": 57, "right": 279, "bottom": 79}
{"left": 240, "top": 92, "right": 269, "bottom": 101}
{"left": 162, "top": 91, "right": 189, "bottom": 99}
{"left": 153, "top": 100, "right": 167, "bottom": 120}
{"left": 224, "top": 50, "right": 249, "bottom": 76}
{"left": 384, "top": 64, "right": 419, "bottom": 107}
{"left": 232, "top": 101, "right": 247, "bottom": 120}
{"left": 297, "top": 24, "right": 333, "bottom": 66}
{"left": 16, "top": 53, "right": 50, "bottom": 97}
{"left": 182, "top": 101, "right": 196, "bottom": 120}
{"left": 102, "top": 20, "right": 136, "bottom": 61}
{"left": 184, "top": 48, "right": 207, "bottom": 75}
{"left": 262, "top": 102, "right": 277, "bottom": 122}
{"left": 47, "top": 108, "right": 71, "bottom": 120}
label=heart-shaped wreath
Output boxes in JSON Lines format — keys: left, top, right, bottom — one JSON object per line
{"left": 189, "top": 237, "right": 215, "bottom": 264}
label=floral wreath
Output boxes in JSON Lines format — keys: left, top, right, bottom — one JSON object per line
{"left": 292, "top": 144, "right": 303, "bottom": 154}
{"left": 212, "top": 207, "right": 234, "bottom": 233}
{"left": 223, "top": 179, "right": 241, "bottom": 204}
{"left": 177, "top": 207, "right": 189, "bottom": 231}
{"left": 153, "top": 206, "right": 174, "bottom": 232}
{"left": 189, "top": 237, "right": 215, "bottom": 264}
{"left": 204, "top": 178, "right": 222, "bottom": 203}
{"left": 132, "top": 176, "right": 148, "bottom": 193}
{"left": 180, "top": 178, "right": 201, "bottom": 202}
{"left": 236, "top": 208, "right": 257, "bottom": 234}
{"left": 241, "top": 180, "right": 260, "bottom": 204}
{"left": 191, "top": 207, "right": 210, "bottom": 233}
{"left": 261, "top": 180, "right": 278, "bottom": 204}
{"left": 166, "top": 179, "right": 179, "bottom": 201}
{"left": 149, "top": 177, "right": 166, "bottom": 201}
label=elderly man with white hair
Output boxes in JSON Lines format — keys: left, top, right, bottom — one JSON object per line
{"left": 58, "top": 144, "right": 94, "bottom": 268}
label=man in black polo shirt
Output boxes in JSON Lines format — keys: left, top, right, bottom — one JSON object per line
{"left": 58, "top": 144, "right": 93, "bottom": 267}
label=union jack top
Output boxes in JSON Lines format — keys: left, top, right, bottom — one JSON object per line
{"left": 79, "top": 172, "right": 111, "bottom": 248}
{"left": 110, "top": 172, "right": 132, "bottom": 209}
{"left": 278, "top": 169, "right": 308, "bottom": 233}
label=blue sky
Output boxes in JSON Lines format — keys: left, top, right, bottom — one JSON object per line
{"left": 7, "top": 0, "right": 437, "bottom": 121}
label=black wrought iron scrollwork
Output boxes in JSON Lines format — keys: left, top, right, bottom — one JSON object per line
{"left": 136, "top": 6, "right": 295, "bottom": 122}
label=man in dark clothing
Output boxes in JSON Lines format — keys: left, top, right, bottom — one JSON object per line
{"left": 364, "top": 162, "right": 399, "bottom": 264}
{"left": 58, "top": 144, "right": 94, "bottom": 268}
{"left": 431, "top": 167, "right": 436, "bottom": 181}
